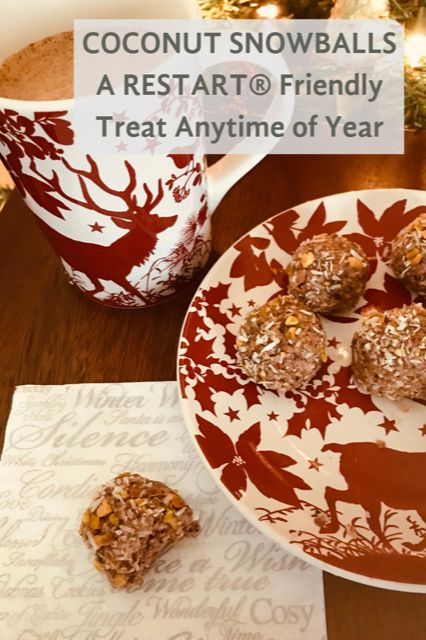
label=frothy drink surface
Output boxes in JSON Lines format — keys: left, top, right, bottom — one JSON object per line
{"left": 0, "top": 31, "right": 73, "bottom": 100}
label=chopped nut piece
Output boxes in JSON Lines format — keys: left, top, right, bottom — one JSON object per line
{"left": 406, "top": 248, "right": 420, "bottom": 261}
{"left": 170, "top": 493, "right": 186, "bottom": 508}
{"left": 347, "top": 256, "right": 364, "bottom": 269}
{"left": 108, "top": 513, "right": 119, "bottom": 526}
{"left": 286, "top": 327, "right": 297, "bottom": 341}
{"left": 94, "top": 531, "right": 115, "bottom": 547}
{"left": 96, "top": 501, "right": 113, "bottom": 518}
{"left": 409, "top": 252, "right": 423, "bottom": 266}
{"left": 90, "top": 515, "right": 101, "bottom": 530}
{"left": 164, "top": 509, "right": 178, "bottom": 529}
{"left": 82, "top": 510, "right": 90, "bottom": 525}
{"left": 285, "top": 314, "right": 299, "bottom": 326}
{"left": 113, "top": 574, "right": 128, "bottom": 588}
{"left": 301, "top": 252, "right": 314, "bottom": 268}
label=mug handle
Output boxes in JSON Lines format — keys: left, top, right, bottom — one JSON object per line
{"left": 204, "top": 22, "right": 294, "bottom": 213}
{"left": 207, "top": 154, "right": 265, "bottom": 213}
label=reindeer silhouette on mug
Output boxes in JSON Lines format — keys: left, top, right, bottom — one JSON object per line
{"left": 30, "top": 155, "right": 177, "bottom": 301}
{"left": 321, "top": 442, "right": 426, "bottom": 550}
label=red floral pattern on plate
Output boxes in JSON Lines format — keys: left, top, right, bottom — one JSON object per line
{"left": 196, "top": 416, "right": 310, "bottom": 504}
{"left": 178, "top": 189, "right": 426, "bottom": 591}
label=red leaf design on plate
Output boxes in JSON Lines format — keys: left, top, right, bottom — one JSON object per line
{"left": 269, "top": 258, "right": 289, "bottom": 292}
{"left": 358, "top": 273, "right": 412, "bottom": 314}
{"left": 221, "top": 463, "right": 247, "bottom": 499}
{"left": 182, "top": 314, "right": 216, "bottom": 365}
{"left": 240, "top": 378, "right": 264, "bottom": 410}
{"left": 196, "top": 415, "right": 235, "bottom": 467}
{"left": 259, "top": 449, "right": 301, "bottom": 470}
{"left": 199, "top": 282, "right": 237, "bottom": 358}
{"left": 230, "top": 236, "right": 274, "bottom": 291}
{"left": 266, "top": 209, "right": 299, "bottom": 254}
{"left": 285, "top": 395, "right": 342, "bottom": 439}
{"left": 181, "top": 285, "right": 265, "bottom": 414}
{"left": 357, "top": 200, "right": 381, "bottom": 237}
{"left": 211, "top": 367, "right": 263, "bottom": 413}
{"left": 357, "top": 199, "right": 426, "bottom": 258}
{"left": 235, "top": 420, "right": 262, "bottom": 450}
{"left": 236, "top": 423, "right": 310, "bottom": 506}
{"left": 344, "top": 231, "right": 377, "bottom": 257}
{"left": 285, "top": 361, "right": 381, "bottom": 440}
{"left": 332, "top": 366, "right": 381, "bottom": 414}
{"left": 201, "top": 282, "right": 231, "bottom": 328}
{"left": 268, "top": 203, "right": 347, "bottom": 256}
{"left": 379, "top": 201, "right": 426, "bottom": 240}
{"left": 296, "top": 202, "right": 347, "bottom": 244}
{"left": 195, "top": 417, "right": 309, "bottom": 505}
{"left": 191, "top": 375, "right": 218, "bottom": 415}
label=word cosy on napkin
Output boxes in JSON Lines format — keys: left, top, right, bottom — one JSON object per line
{"left": 0, "top": 382, "right": 326, "bottom": 640}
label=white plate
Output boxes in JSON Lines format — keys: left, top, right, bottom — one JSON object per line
{"left": 178, "top": 189, "right": 426, "bottom": 591}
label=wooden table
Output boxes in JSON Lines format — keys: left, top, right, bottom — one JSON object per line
{"left": 1, "top": 137, "right": 425, "bottom": 639}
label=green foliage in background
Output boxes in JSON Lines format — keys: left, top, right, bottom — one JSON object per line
{"left": 199, "top": 0, "right": 425, "bottom": 130}
{"left": 389, "top": 0, "right": 423, "bottom": 28}
{"left": 405, "top": 64, "right": 426, "bottom": 130}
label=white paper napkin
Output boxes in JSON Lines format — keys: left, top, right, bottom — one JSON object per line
{"left": 0, "top": 382, "right": 326, "bottom": 640}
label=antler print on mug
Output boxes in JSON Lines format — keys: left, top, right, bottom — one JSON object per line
{"left": 30, "top": 155, "right": 177, "bottom": 301}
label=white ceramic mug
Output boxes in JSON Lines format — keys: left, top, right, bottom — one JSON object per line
{"left": 0, "top": 0, "right": 266, "bottom": 308}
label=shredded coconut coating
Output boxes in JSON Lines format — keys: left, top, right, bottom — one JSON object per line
{"left": 236, "top": 295, "right": 327, "bottom": 391}
{"left": 390, "top": 213, "right": 426, "bottom": 295}
{"left": 287, "top": 233, "right": 369, "bottom": 313}
{"left": 351, "top": 304, "right": 426, "bottom": 401}
{"left": 80, "top": 473, "right": 200, "bottom": 591}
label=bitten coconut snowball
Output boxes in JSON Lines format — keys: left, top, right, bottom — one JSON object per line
{"left": 80, "top": 473, "right": 200, "bottom": 591}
